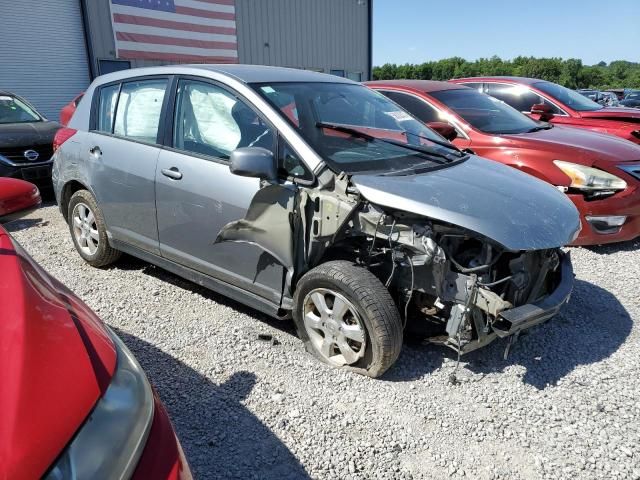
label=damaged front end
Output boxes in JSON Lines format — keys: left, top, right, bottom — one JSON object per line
{"left": 349, "top": 207, "right": 574, "bottom": 354}
{"left": 215, "top": 157, "right": 575, "bottom": 355}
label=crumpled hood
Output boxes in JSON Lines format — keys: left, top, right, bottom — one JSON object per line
{"left": 352, "top": 155, "right": 580, "bottom": 251}
{"left": 0, "top": 229, "right": 116, "bottom": 480}
{"left": 501, "top": 125, "right": 640, "bottom": 166}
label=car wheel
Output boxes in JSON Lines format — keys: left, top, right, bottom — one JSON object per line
{"left": 68, "top": 190, "right": 121, "bottom": 267}
{"left": 293, "top": 260, "right": 403, "bottom": 378}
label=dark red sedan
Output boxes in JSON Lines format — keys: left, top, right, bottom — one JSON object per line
{"left": 450, "top": 77, "right": 640, "bottom": 145}
{"left": 366, "top": 80, "right": 640, "bottom": 245}
{"left": 0, "top": 189, "right": 191, "bottom": 479}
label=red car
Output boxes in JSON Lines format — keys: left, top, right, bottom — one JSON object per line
{"left": 0, "top": 187, "right": 191, "bottom": 479}
{"left": 449, "top": 77, "right": 640, "bottom": 145}
{"left": 0, "top": 177, "right": 41, "bottom": 221}
{"left": 366, "top": 80, "right": 640, "bottom": 245}
{"left": 59, "top": 92, "right": 84, "bottom": 126}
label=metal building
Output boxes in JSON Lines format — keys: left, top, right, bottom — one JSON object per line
{"left": 0, "top": 0, "right": 372, "bottom": 120}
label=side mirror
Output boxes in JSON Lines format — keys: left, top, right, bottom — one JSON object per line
{"left": 427, "top": 121, "right": 457, "bottom": 141}
{"left": 229, "top": 147, "right": 277, "bottom": 181}
{"left": 530, "top": 103, "right": 554, "bottom": 120}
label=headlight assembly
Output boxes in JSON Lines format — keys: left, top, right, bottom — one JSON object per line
{"left": 44, "top": 330, "right": 154, "bottom": 480}
{"left": 553, "top": 160, "right": 627, "bottom": 192}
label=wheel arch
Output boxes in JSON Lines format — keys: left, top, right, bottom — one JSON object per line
{"left": 60, "top": 180, "right": 93, "bottom": 222}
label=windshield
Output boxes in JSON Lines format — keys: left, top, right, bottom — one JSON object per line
{"left": 430, "top": 88, "right": 541, "bottom": 134}
{"left": 0, "top": 95, "right": 42, "bottom": 124}
{"left": 252, "top": 82, "right": 462, "bottom": 174}
{"left": 534, "top": 82, "right": 603, "bottom": 111}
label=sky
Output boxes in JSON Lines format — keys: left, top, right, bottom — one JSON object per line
{"left": 373, "top": 0, "right": 640, "bottom": 66}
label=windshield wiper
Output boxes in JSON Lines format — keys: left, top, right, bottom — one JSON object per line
{"left": 526, "top": 123, "right": 554, "bottom": 133}
{"left": 316, "top": 122, "right": 466, "bottom": 163}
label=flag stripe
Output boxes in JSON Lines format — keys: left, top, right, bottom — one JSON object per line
{"left": 175, "top": 0, "right": 234, "bottom": 13}
{"left": 174, "top": 5, "right": 235, "bottom": 20}
{"left": 189, "top": 0, "right": 235, "bottom": 5}
{"left": 117, "top": 49, "right": 238, "bottom": 63}
{"left": 115, "top": 23, "right": 236, "bottom": 42}
{"left": 117, "top": 41, "right": 237, "bottom": 57}
{"left": 113, "top": 13, "right": 236, "bottom": 35}
{"left": 116, "top": 31, "right": 237, "bottom": 50}
{"left": 111, "top": 4, "right": 235, "bottom": 28}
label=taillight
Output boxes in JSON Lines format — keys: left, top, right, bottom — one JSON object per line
{"left": 53, "top": 127, "right": 77, "bottom": 152}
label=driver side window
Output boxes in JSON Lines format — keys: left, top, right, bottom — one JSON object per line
{"left": 486, "top": 84, "right": 562, "bottom": 114}
{"left": 173, "top": 79, "right": 275, "bottom": 160}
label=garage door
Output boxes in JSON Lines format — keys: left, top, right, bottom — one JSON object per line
{"left": 0, "top": 0, "right": 90, "bottom": 121}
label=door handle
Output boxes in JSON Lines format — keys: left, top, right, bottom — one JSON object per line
{"left": 161, "top": 167, "right": 183, "bottom": 180}
{"left": 89, "top": 146, "right": 102, "bottom": 157}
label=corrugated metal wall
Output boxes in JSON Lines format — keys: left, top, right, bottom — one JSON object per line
{"left": 0, "top": 0, "right": 90, "bottom": 120}
{"left": 85, "top": 0, "right": 370, "bottom": 79}
{"left": 235, "top": 0, "right": 370, "bottom": 79}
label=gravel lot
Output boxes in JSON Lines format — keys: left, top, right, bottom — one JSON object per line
{"left": 6, "top": 203, "right": 640, "bottom": 480}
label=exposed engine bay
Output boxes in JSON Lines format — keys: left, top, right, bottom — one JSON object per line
{"left": 216, "top": 166, "right": 571, "bottom": 355}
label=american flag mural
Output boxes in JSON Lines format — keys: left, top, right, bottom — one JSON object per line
{"left": 109, "top": 0, "right": 238, "bottom": 63}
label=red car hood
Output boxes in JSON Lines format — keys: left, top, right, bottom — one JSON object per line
{"left": 0, "top": 228, "right": 116, "bottom": 480}
{"left": 500, "top": 125, "right": 640, "bottom": 167}
{"left": 578, "top": 107, "right": 640, "bottom": 122}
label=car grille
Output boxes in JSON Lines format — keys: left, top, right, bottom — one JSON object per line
{"left": 0, "top": 144, "right": 54, "bottom": 164}
{"left": 619, "top": 164, "right": 640, "bottom": 181}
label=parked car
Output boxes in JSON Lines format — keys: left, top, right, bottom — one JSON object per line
{"left": 0, "top": 177, "right": 41, "bottom": 222}
{"left": 0, "top": 189, "right": 191, "bottom": 478}
{"left": 367, "top": 80, "right": 640, "bottom": 246}
{"left": 601, "top": 91, "right": 620, "bottom": 107}
{"left": 620, "top": 90, "right": 640, "bottom": 109}
{"left": 0, "top": 91, "right": 61, "bottom": 189}
{"left": 60, "top": 92, "right": 84, "bottom": 126}
{"left": 577, "top": 89, "right": 604, "bottom": 103}
{"left": 53, "top": 65, "right": 579, "bottom": 377}
{"left": 605, "top": 88, "right": 626, "bottom": 101}
{"left": 451, "top": 77, "right": 640, "bottom": 144}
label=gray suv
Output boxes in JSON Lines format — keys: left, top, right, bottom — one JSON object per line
{"left": 53, "top": 65, "right": 580, "bottom": 377}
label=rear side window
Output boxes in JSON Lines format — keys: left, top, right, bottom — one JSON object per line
{"left": 97, "top": 84, "right": 119, "bottom": 133}
{"left": 380, "top": 91, "right": 441, "bottom": 123}
{"left": 113, "top": 79, "right": 167, "bottom": 143}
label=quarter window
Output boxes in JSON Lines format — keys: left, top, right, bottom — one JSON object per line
{"left": 96, "top": 84, "right": 119, "bottom": 133}
{"left": 173, "top": 80, "right": 274, "bottom": 160}
{"left": 113, "top": 79, "right": 167, "bottom": 143}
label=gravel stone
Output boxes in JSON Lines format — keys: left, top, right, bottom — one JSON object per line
{"left": 6, "top": 204, "right": 640, "bottom": 480}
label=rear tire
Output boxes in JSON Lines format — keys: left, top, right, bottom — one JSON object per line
{"left": 293, "top": 260, "right": 403, "bottom": 378}
{"left": 68, "top": 190, "right": 121, "bottom": 267}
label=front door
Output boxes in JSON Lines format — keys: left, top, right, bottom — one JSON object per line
{"left": 155, "top": 78, "right": 286, "bottom": 303}
{"left": 86, "top": 78, "right": 169, "bottom": 254}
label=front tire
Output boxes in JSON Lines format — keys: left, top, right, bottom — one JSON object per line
{"left": 68, "top": 190, "right": 121, "bottom": 267}
{"left": 293, "top": 261, "right": 403, "bottom": 378}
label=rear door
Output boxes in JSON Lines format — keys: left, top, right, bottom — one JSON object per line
{"left": 86, "top": 77, "right": 169, "bottom": 254}
{"left": 154, "top": 77, "right": 287, "bottom": 303}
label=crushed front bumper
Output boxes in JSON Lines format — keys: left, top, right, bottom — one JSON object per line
{"left": 492, "top": 251, "right": 574, "bottom": 337}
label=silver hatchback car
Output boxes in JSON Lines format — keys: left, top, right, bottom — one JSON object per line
{"left": 53, "top": 65, "right": 580, "bottom": 377}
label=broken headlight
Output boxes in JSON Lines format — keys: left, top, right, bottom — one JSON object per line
{"left": 554, "top": 160, "right": 627, "bottom": 192}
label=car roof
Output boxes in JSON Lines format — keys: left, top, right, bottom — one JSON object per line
{"left": 366, "top": 79, "right": 470, "bottom": 93}
{"left": 0, "top": 90, "right": 15, "bottom": 96}
{"left": 94, "top": 64, "right": 355, "bottom": 85}
{"left": 453, "top": 76, "right": 547, "bottom": 85}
